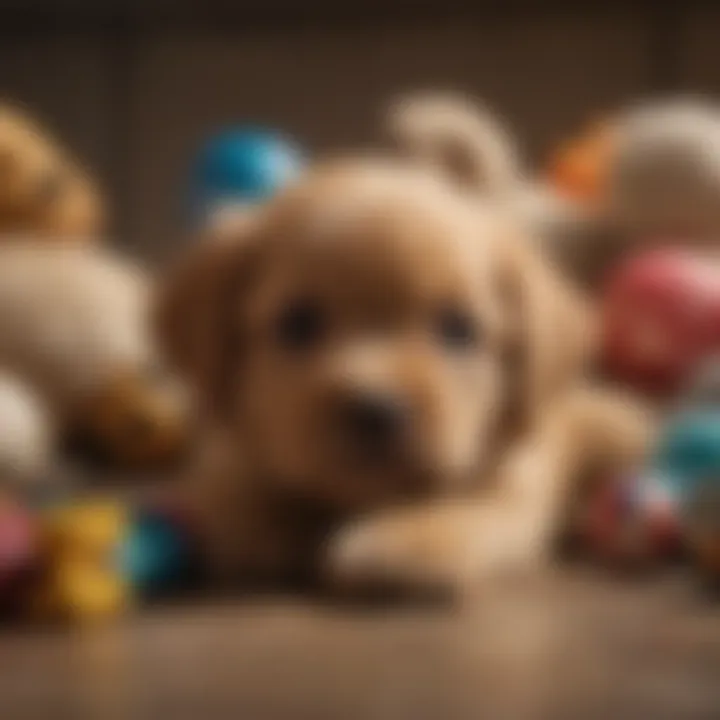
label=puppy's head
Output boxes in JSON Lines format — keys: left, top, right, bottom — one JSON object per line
{"left": 158, "top": 159, "right": 592, "bottom": 512}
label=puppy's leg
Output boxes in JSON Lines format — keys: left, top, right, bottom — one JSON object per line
{"left": 327, "top": 388, "right": 654, "bottom": 598}
{"left": 181, "top": 432, "right": 321, "bottom": 588}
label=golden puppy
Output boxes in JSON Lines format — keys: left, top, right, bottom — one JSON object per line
{"left": 157, "top": 158, "right": 650, "bottom": 596}
{"left": 0, "top": 104, "right": 103, "bottom": 238}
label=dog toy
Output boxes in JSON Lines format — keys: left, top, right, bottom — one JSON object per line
{"left": 547, "top": 119, "right": 616, "bottom": 205}
{"left": 652, "top": 410, "right": 720, "bottom": 496}
{"left": 189, "top": 127, "right": 304, "bottom": 227}
{"left": 602, "top": 248, "right": 720, "bottom": 395}
{"left": 0, "top": 104, "right": 104, "bottom": 238}
{"left": 681, "top": 355, "right": 720, "bottom": 409}
{"left": 31, "top": 496, "right": 198, "bottom": 622}
{"left": 0, "top": 495, "right": 40, "bottom": 615}
{"left": 606, "top": 100, "right": 720, "bottom": 240}
{"left": 32, "top": 499, "right": 131, "bottom": 622}
{"left": 646, "top": 410, "right": 720, "bottom": 585}
{"left": 66, "top": 369, "right": 189, "bottom": 471}
{"left": 579, "top": 472, "right": 681, "bottom": 567}
{"left": 0, "top": 371, "right": 53, "bottom": 494}
{"left": 0, "top": 244, "right": 189, "bottom": 471}
{"left": 120, "top": 501, "right": 199, "bottom": 600}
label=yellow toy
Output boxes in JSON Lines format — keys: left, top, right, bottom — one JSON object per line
{"left": 33, "top": 499, "right": 131, "bottom": 623}
{"left": 0, "top": 104, "right": 104, "bottom": 239}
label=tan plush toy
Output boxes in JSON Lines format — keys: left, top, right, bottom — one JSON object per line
{"left": 0, "top": 243, "right": 188, "bottom": 470}
{"left": 0, "top": 104, "right": 104, "bottom": 239}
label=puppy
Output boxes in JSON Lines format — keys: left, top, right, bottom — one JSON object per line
{"left": 157, "top": 157, "right": 651, "bottom": 597}
{"left": 0, "top": 104, "right": 103, "bottom": 238}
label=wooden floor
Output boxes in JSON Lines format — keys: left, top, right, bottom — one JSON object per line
{"left": 2, "top": 569, "right": 719, "bottom": 720}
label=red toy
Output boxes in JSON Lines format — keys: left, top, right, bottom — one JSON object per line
{"left": 0, "top": 496, "right": 40, "bottom": 615}
{"left": 580, "top": 474, "right": 682, "bottom": 568}
{"left": 602, "top": 249, "right": 720, "bottom": 395}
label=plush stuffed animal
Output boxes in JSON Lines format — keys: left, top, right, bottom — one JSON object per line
{"left": 547, "top": 119, "right": 617, "bottom": 205}
{"left": 543, "top": 99, "right": 720, "bottom": 289}
{"left": 0, "top": 104, "right": 104, "bottom": 239}
{"left": 0, "top": 243, "right": 188, "bottom": 470}
{"left": 0, "top": 370, "right": 53, "bottom": 492}
{"left": 606, "top": 99, "right": 720, "bottom": 242}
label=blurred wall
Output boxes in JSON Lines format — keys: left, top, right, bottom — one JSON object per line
{"left": 0, "top": 2, "right": 712, "bottom": 257}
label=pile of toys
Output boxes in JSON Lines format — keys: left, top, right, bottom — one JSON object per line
{"left": 547, "top": 106, "right": 720, "bottom": 587}
{"left": 0, "top": 491, "right": 201, "bottom": 623}
{"left": 0, "top": 117, "right": 305, "bottom": 624}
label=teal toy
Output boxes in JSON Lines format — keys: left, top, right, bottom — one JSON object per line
{"left": 651, "top": 410, "right": 720, "bottom": 580}
{"left": 189, "top": 128, "right": 304, "bottom": 226}
{"left": 651, "top": 410, "right": 720, "bottom": 498}
{"left": 120, "top": 503, "right": 198, "bottom": 600}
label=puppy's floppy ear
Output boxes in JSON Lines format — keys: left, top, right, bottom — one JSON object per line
{"left": 386, "top": 92, "right": 520, "bottom": 197}
{"left": 153, "top": 217, "right": 262, "bottom": 420}
{"left": 498, "top": 228, "right": 597, "bottom": 426}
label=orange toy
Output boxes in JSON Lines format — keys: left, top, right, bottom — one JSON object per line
{"left": 547, "top": 120, "right": 617, "bottom": 206}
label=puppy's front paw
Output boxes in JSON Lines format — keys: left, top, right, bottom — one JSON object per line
{"left": 325, "top": 508, "right": 481, "bottom": 601}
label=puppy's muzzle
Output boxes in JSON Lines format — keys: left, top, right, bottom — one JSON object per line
{"left": 340, "top": 391, "right": 409, "bottom": 460}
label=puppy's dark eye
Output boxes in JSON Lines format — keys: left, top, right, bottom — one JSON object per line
{"left": 437, "top": 308, "right": 479, "bottom": 349}
{"left": 276, "top": 300, "right": 326, "bottom": 351}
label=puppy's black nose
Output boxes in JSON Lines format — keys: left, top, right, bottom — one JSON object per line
{"left": 343, "top": 393, "right": 407, "bottom": 450}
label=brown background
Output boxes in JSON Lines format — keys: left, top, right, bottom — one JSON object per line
{"left": 0, "top": 1, "right": 715, "bottom": 257}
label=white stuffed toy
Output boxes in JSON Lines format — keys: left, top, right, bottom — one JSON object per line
{"left": 0, "top": 243, "right": 188, "bottom": 470}
{"left": 542, "top": 98, "right": 720, "bottom": 288}
{"left": 605, "top": 99, "right": 720, "bottom": 241}
{"left": 0, "top": 370, "right": 53, "bottom": 490}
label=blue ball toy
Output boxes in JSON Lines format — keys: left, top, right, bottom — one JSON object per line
{"left": 189, "top": 128, "right": 304, "bottom": 225}
{"left": 120, "top": 505, "right": 197, "bottom": 599}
